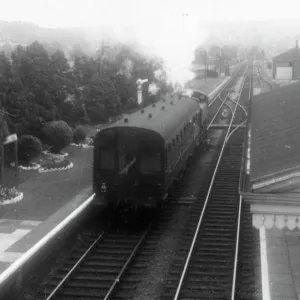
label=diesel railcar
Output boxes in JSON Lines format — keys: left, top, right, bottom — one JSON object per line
{"left": 93, "top": 91, "right": 208, "bottom": 211}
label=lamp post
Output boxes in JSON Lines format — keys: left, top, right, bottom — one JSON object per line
{"left": 136, "top": 79, "right": 149, "bottom": 105}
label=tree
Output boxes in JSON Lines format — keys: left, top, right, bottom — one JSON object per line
{"left": 222, "top": 45, "right": 238, "bottom": 59}
{"left": 194, "top": 47, "right": 207, "bottom": 65}
{"left": 84, "top": 71, "right": 121, "bottom": 121}
{"left": 209, "top": 45, "right": 221, "bottom": 59}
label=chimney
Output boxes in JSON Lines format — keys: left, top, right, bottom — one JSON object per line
{"left": 296, "top": 40, "right": 298, "bottom": 49}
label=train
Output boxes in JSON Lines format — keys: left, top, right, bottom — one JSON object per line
{"left": 93, "top": 90, "right": 209, "bottom": 211}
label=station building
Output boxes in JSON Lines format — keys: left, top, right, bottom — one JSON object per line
{"left": 272, "top": 41, "right": 300, "bottom": 80}
{"left": 241, "top": 80, "right": 300, "bottom": 299}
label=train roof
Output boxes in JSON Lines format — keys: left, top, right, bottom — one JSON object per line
{"left": 101, "top": 94, "right": 200, "bottom": 141}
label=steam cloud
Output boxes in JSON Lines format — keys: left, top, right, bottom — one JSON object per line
{"left": 117, "top": 58, "right": 133, "bottom": 79}
{"left": 148, "top": 82, "right": 160, "bottom": 95}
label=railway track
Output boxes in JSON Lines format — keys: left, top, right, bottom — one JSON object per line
{"left": 30, "top": 200, "right": 180, "bottom": 300}
{"left": 22, "top": 64, "right": 258, "bottom": 300}
{"left": 34, "top": 219, "right": 153, "bottom": 299}
{"left": 161, "top": 67, "right": 257, "bottom": 300}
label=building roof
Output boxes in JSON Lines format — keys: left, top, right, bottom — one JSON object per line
{"left": 250, "top": 81, "right": 300, "bottom": 191}
{"left": 273, "top": 47, "right": 300, "bottom": 62}
{"left": 102, "top": 94, "right": 200, "bottom": 141}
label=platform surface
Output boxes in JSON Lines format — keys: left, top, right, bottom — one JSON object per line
{"left": 261, "top": 227, "right": 300, "bottom": 300}
{"left": 0, "top": 186, "right": 94, "bottom": 276}
{"left": 186, "top": 76, "right": 230, "bottom": 95}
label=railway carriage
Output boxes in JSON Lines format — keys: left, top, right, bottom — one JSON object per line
{"left": 93, "top": 91, "right": 209, "bottom": 211}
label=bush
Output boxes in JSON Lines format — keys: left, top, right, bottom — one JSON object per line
{"left": 18, "top": 135, "right": 42, "bottom": 163}
{"left": 73, "top": 126, "right": 87, "bottom": 144}
{"left": 42, "top": 120, "right": 73, "bottom": 153}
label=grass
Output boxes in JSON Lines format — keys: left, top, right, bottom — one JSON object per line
{"left": 0, "top": 125, "right": 98, "bottom": 220}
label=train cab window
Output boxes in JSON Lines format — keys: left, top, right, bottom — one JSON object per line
{"left": 100, "top": 149, "right": 115, "bottom": 169}
{"left": 140, "top": 152, "right": 161, "bottom": 173}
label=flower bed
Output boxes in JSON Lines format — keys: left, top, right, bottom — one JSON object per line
{"left": 42, "top": 150, "right": 69, "bottom": 159}
{"left": 71, "top": 137, "right": 94, "bottom": 149}
{"left": 39, "top": 159, "right": 74, "bottom": 173}
{"left": 0, "top": 186, "right": 24, "bottom": 205}
{"left": 18, "top": 162, "right": 41, "bottom": 171}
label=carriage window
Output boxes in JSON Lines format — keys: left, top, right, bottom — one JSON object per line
{"left": 168, "top": 144, "right": 172, "bottom": 152}
{"left": 100, "top": 149, "right": 114, "bottom": 169}
{"left": 140, "top": 152, "right": 161, "bottom": 173}
{"left": 176, "top": 134, "right": 180, "bottom": 143}
{"left": 172, "top": 139, "right": 175, "bottom": 147}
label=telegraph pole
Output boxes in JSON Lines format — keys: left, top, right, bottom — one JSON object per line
{"left": 204, "top": 50, "right": 207, "bottom": 82}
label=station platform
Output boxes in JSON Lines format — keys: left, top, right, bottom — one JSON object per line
{"left": 186, "top": 75, "right": 231, "bottom": 100}
{"left": 0, "top": 185, "right": 96, "bottom": 289}
{"left": 258, "top": 225, "right": 300, "bottom": 300}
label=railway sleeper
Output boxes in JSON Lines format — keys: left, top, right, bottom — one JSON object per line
{"left": 172, "top": 255, "right": 234, "bottom": 264}
{"left": 162, "top": 289, "right": 228, "bottom": 299}
{"left": 172, "top": 263, "right": 234, "bottom": 270}
{"left": 45, "top": 280, "right": 137, "bottom": 290}
{"left": 194, "top": 246, "right": 235, "bottom": 253}
{"left": 202, "top": 223, "right": 237, "bottom": 229}
{"left": 179, "top": 240, "right": 234, "bottom": 248}
{"left": 71, "top": 253, "right": 136, "bottom": 261}
{"left": 183, "top": 282, "right": 233, "bottom": 291}
{"left": 41, "top": 287, "right": 117, "bottom": 298}
{"left": 177, "top": 289, "right": 231, "bottom": 298}
{"left": 58, "top": 266, "right": 145, "bottom": 274}
{"left": 64, "top": 260, "right": 147, "bottom": 269}
{"left": 169, "top": 269, "right": 230, "bottom": 277}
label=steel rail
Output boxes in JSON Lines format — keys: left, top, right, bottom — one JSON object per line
{"left": 103, "top": 220, "right": 154, "bottom": 300}
{"left": 230, "top": 64, "right": 253, "bottom": 300}
{"left": 45, "top": 230, "right": 105, "bottom": 300}
{"left": 208, "top": 76, "right": 235, "bottom": 107}
{"left": 173, "top": 65, "right": 248, "bottom": 300}
{"left": 208, "top": 63, "right": 246, "bottom": 107}
{"left": 45, "top": 219, "right": 154, "bottom": 300}
{"left": 207, "top": 76, "right": 243, "bottom": 129}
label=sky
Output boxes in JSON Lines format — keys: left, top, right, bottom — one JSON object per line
{"left": 0, "top": 0, "right": 299, "bottom": 29}
{"left": 0, "top": 0, "right": 298, "bottom": 86}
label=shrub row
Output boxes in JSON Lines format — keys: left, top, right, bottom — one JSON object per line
{"left": 17, "top": 121, "right": 87, "bottom": 164}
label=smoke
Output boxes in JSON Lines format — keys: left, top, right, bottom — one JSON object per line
{"left": 115, "top": 12, "right": 208, "bottom": 89}
{"left": 154, "top": 69, "right": 164, "bottom": 80}
{"left": 148, "top": 82, "right": 160, "bottom": 95}
{"left": 117, "top": 58, "right": 133, "bottom": 79}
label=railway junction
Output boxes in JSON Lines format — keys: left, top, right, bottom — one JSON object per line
{"left": 0, "top": 61, "right": 299, "bottom": 299}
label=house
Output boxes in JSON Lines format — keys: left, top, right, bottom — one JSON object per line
{"left": 272, "top": 41, "right": 300, "bottom": 80}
